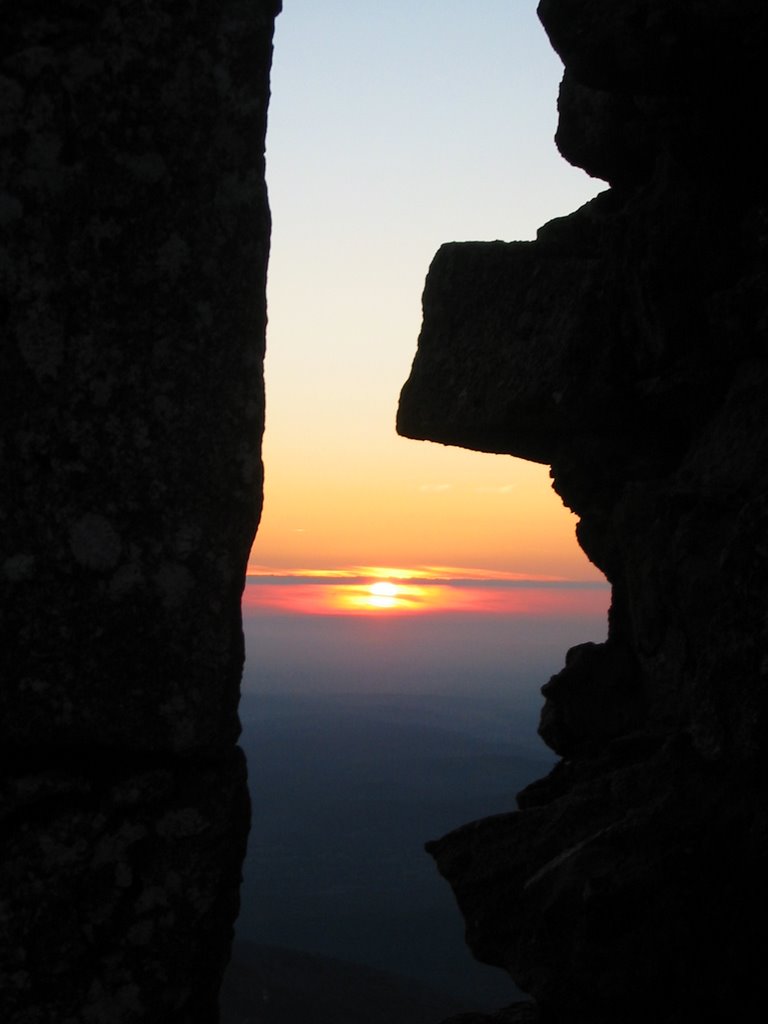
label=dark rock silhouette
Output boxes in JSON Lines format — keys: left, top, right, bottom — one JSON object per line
{"left": 1, "top": 3, "right": 280, "bottom": 1021}
{"left": 399, "top": 1, "right": 768, "bottom": 1019}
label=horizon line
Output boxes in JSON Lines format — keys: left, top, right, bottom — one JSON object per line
{"left": 245, "top": 566, "right": 609, "bottom": 590}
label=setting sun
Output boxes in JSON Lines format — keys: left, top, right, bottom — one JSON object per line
{"left": 338, "top": 579, "right": 428, "bottom": 614}
{"left": 242, "top": 567, "right": 610, "bottom": 619}
{"left": 368, "top": 581, "right": 399, "bottom": 608}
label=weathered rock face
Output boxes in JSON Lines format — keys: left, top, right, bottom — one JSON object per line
{"left": 1, "top": 3, "right": 280, "bottom": 1020}
{"left": 398, "top": 1, "right": 768, "bottom": 1019}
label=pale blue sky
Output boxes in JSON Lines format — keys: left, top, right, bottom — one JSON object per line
{"left": 253, "top": 1, "right": 603, "bottom": 576}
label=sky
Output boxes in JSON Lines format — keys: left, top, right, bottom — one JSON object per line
{"left": 235, "top": 11, "right": 610, "bottom": 991}
{"left": 247, "top": 0, "right": 606, "bottom": 613}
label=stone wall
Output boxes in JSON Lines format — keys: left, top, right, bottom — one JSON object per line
{"left": 399, "top": 1, "right": 768, "bottom": 1019}
{"left": 1, "top": 3, "right": 280, "bottom": 1020}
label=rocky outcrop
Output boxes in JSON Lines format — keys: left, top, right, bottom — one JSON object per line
{"left": 398, "top": 1, "right": 768, "bottom": 1019}
{"left": 1, "top": 3, "right": 280, "bottom": 1020}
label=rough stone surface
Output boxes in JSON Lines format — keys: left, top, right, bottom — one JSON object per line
{"left": 399, "top": 1, "right": 768, "bottom": 1019}
{"left": 441, "top": 1005, "right": 538, "bottom": 1024}
{"left": 0, "top": 752, "right": 249, "bottom": 1024}
{"left": 1, "top": 2, "right": 280, "bottom": 1020}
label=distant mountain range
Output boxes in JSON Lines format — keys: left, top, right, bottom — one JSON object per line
{"left": 219, "top": 942, "right": 474, "bottom": 1024}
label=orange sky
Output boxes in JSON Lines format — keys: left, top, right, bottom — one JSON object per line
{"left": 249, "top": 3, "right": 603, "bottom": 586}
{"left": 243, "top": 565, "right": 610, "bottom": 626}
{"left": 249, "top": 443, "right": 603, "bottom": 582}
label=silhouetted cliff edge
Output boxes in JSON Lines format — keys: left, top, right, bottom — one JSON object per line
{"left": 1, "top": 3, "right": 280, "bottom": 1021}
{"left": 399, "top": 2, "right": 768, "bottom": 1020}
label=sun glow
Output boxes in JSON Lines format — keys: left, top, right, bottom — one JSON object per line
{"left": 242, "top": 566, "right": 611, "bottom": 618}
{"left": 368, "top": 581, "right": 399, "bottom": 608}
{"left": 332, "top": 579, "right": 430, "bottom": 614}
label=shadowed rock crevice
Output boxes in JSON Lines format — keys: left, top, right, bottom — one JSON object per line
{"left": 398, "top": 1, "right": 768, "bottom": 1018}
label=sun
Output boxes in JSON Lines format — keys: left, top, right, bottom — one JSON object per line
{"left": 368, "top": 580, "right": 399, "bottom": 609}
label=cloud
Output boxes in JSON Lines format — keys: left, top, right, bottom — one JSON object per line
{"left": 418, "top": 483, "right": 453, "bottom": 494}
{"left": 244, "top": 567, "right": 609, "bottom": 591}
{"left": 473, "top": 484, "right": 516, "bottom": 494}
